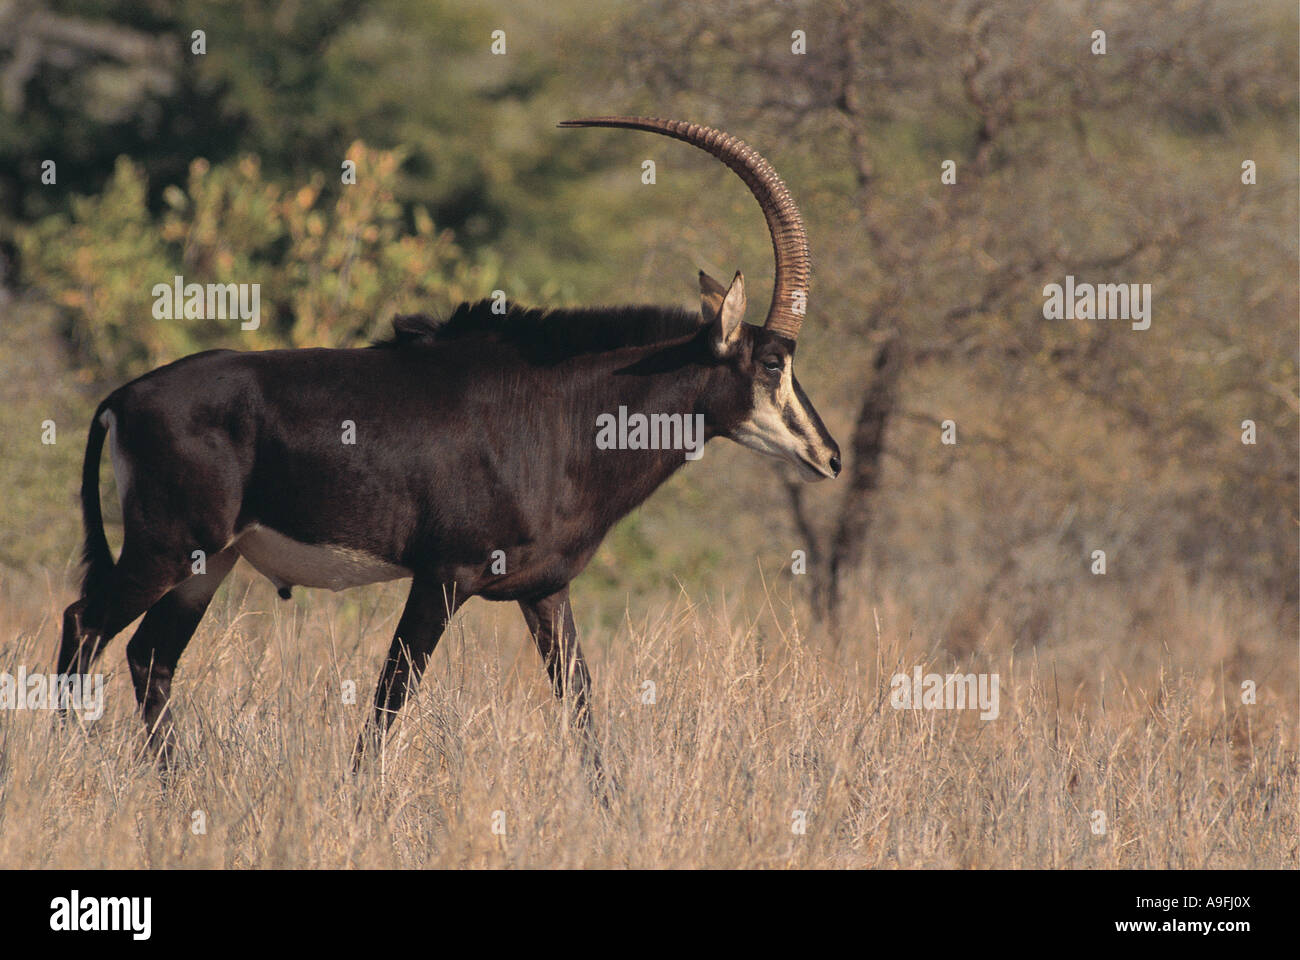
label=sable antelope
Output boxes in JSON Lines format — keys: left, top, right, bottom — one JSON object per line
{"left": 57, "top": 117, "right": 841, "bottom": 780}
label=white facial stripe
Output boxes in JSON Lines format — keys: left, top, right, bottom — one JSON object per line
{"left": 731, "top": 359, "right": 829, "bottom": 478}
{"left": 775, "top": 360, "right": 818, "bottom": 439}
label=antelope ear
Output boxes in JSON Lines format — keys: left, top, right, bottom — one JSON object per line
{"left": 710, "top": 271, "right": 746, "bottom": 355}
{"left": 699, "top": 270, "right": 727, "bottom": 322}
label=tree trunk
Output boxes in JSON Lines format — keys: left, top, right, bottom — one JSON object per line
{"left": 790, "top": 333, "right": 904, "bottom": 639}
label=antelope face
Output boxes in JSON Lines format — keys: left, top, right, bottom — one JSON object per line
{"left": 703, "top": 271, "right": 841, "bottom": 482}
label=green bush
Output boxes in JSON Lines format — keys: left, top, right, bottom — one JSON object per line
{"left": 18, "top": 142, "right": 497, "bottom": 380}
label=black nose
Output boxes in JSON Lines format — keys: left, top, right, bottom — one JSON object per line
{"left": 829, "top": 455, "right": 841, "bottom": 476}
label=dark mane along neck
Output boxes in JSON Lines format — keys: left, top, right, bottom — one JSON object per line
{"left": 374, "top": 298, "right": 721, "bottom": 532}
{"left": 373, "top": 300, "right": 707, "bottom": 362}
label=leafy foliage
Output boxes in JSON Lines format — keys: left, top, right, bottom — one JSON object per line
{"left": 18, "top": 142, "right": 495, "bottom": 377}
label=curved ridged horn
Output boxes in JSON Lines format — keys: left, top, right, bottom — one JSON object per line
{"left": 559, "top": 116, "right": 809, "bottom": 341}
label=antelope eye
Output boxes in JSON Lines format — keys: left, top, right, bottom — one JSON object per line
{"left": 761, "top": 356, "right": 782, "bottom": 372}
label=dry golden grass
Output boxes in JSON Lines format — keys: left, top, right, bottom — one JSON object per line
{"left": 0, "top": 565, "right": 1294, "bottom": 869}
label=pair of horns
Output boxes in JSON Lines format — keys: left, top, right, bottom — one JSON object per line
{"left": 558, "top": 117, "right": 809, "bottom": 341}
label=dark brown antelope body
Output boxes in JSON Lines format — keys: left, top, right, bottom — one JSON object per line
{"left": 57, "top": 118, "right": 841, "bottom": 781}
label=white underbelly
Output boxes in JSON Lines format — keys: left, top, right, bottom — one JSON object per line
{"left": 235, "top": 525, "right": 410, "bottom": 592}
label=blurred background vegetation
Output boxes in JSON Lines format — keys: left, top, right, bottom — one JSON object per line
{"left": 0, "top": 0, "right": 1295, "bottom": 663}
